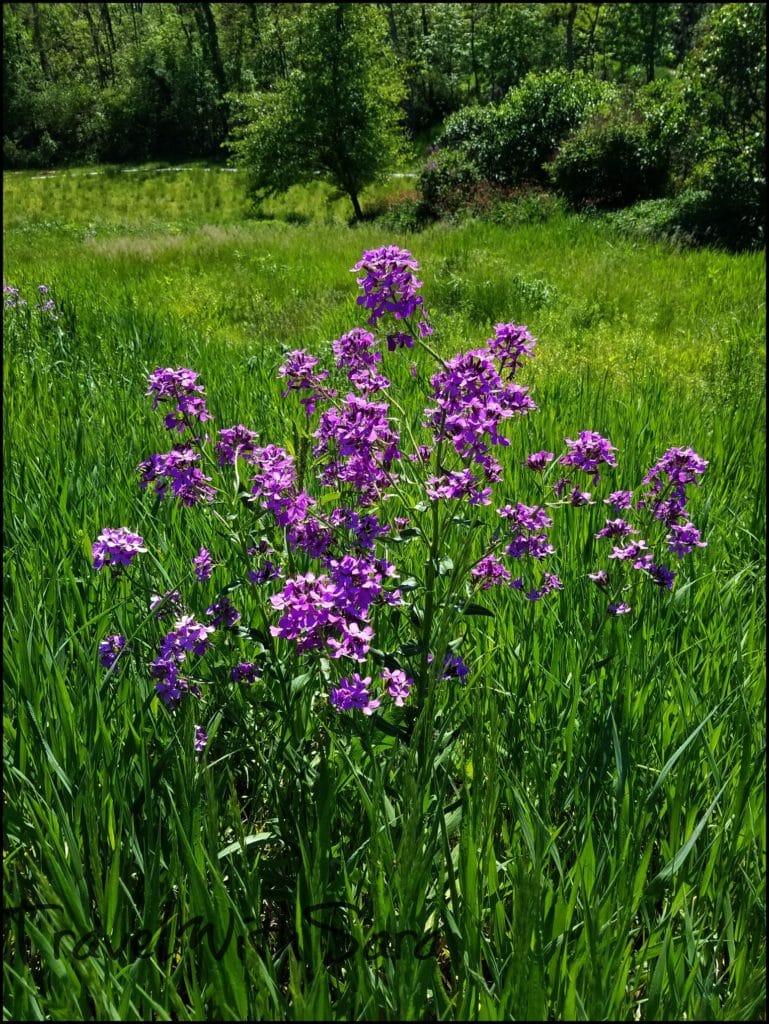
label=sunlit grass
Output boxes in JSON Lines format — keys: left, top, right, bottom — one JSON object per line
{"left": 3, "top": 162, "right": 765, "bottom": 1020}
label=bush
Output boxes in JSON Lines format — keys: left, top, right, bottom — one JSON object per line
{"left": 435, "top": 105, "right": 500, "bottom": 180}
{"left": 492, "top": 70, "right": 617, "bottom": 185}
{"left": 419, "top": 148, "right": 482, "bottom": 216}
{"left": 674, "top": 153, "right": 765, "bottom": 250}
{"left": 548, "top": 105, "right": 673, "bottom": 210}
{"left": 434, "top": 71, "right": 616, "bottom": 189}
{"left": 372, "top": 190, "right": 431, "bottom": 232}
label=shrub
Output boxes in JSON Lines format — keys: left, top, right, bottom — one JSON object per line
{"left": 674, "top": 153, "right": 766, "bottom": 250}
{"left": 548, "top": 106, "right": 673, "bottom": 210}
{"left": 491, "top": 70, "right": 617, "bottom": 185}
{"left": 419, "top": 148, "right": 482, "bottom": 216}
{"left": 434, "top": 71, "right": 617, "bottom": 189}
{"left": 435, "top": 105, "right": 500, "bottom": 180}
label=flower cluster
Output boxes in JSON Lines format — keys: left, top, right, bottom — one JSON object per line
{"left": 333, "top": 328, "right": 390, "bottom": 394}
{"left": 98, "top": 634, "right": 127, "bottom": 670}
{"left": 146, "top": 367, "right": 213, "bottom": 433}
{"left": 638, "top": 448, "right": 709, "bottom": 561}
{"left": 314, "top": 393, "right": 401, "bottom": 504}
{"left": 193, "top": 547, "right": 213, "bottom": 582}
{"left": 215, "top": 425, "right": 259, "bottom": 466}
{"left": 278, "top": 349, "right": 334, "bottom": 416}
{"left": 138, "top": 448, "right": 216, "bottom": 506}
{"left": 424, "top": 346, "right": 536, "bottom": 501}
{"left": 559, "top": 430, "right": 617, "bottom": 485}
{"left": 351, "top": 245, "right": 426, "bottom": 348}
{"left": 585, "top": 445, "right": 709, "bottom": 610}
{"left": 92, "top": 246, "right": 712, "bottom": 744}
{"left": 486, "top": 322, "right": 536, "bottom": 379}
{"left": 270, "top": 554, "right": 400, "bottom": 662}
{"left": 4, "top": 282, "right": 58, "bottom": 316}
{"left": 150, "top": 615, "right": 214, "bottom": 707}
{"left": 331, "top": 668, "right": 415, "bottom": 714}
{"left": 92, "top": 527, "right": 146, "bottom": 570}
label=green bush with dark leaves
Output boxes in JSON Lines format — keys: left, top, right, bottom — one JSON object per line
{"left": 419, "top": 147, "right": 482, "bottom": 216}
{"left": 548, "top": 100, "right": 673, "bottom": 210}
{"left": 435, "top": 71, "right": 616, "bottom": 188}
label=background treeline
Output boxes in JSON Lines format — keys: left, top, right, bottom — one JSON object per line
{"left": 3, "top": 3, "right": 766, "bottom": 248}
{"left": 0, "top": 2, "right": 736, "bottom": 167}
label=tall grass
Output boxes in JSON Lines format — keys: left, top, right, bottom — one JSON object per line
{"left": 3, "top": 164, "right": 765, "bottom": 1020}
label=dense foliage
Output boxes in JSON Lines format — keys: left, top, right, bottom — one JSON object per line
{"left": 0, "top": 2, "right": 726, "bottom": 169}
{"left": 421, "top": 4, "right": 766, "bottom": 248}
{"left": 227, "top": 4, "right": 405, "bottom": 220}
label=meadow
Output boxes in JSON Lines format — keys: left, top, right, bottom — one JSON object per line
{"left": 3, "top": 164, "right": 766, "bottom": 1021}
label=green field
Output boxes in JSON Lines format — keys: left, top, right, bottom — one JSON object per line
{"left": 3, "top": 164, "right": 766, "bottom": 1020}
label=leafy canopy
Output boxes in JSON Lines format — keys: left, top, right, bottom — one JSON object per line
{"left": 227, "top": 3, "right": 406, "bottom": 219}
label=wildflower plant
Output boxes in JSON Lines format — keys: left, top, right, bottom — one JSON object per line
{"left": 91, "top": 246, "right": 709, "bottom": 754}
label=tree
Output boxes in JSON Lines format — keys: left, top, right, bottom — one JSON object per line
{"left": 228, "top": 3, "right": 406, "bottom": 219}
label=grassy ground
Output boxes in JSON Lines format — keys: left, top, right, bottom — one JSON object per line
{"left": 3, "top": 164, "right": 766, "bottom": 1020}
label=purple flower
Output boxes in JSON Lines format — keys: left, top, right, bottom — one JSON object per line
{"left": 608, "top": 602, "right": 632, "bottom": 616}
{"left": 330, "top": 673, "right": 380, "bottom": 715}
{"left": 3, "top": 285, "right": 27, "bottom": 308}
{"left": 146, "top": 368, "right": 213, "bottom": 432}
{"left": 497, "top": 503, "right": 554, "bottom": 560}
{"left": 92, "top": 527, "right": 146, "bottom": 570}
{"left": 150, "top": 657, "right": 200, "bottom": 707}
{"left": 270, "top": 557, "right": 399, "bottom": 660}
{"left": 386, "top": 332, "right": 414, "bottom": 351}
{"left": 424, "top": 349, "right": 536, "bottom": 480}
{"left": 595, "top": 519, "right": 639, "bottom": 540}
{"left": 588, "top": 570, "right": 609, "bottom": 587}
{"left": 352, "top": 245, "right": 424, "bottom": 327}
{"left": 640, "top": 447, "right": 708, "bottom": 525}
{"left": 471, "top": 554, "right": 512, "bottom": 589}
{"left": 98, "top": 634, "right": 127, "bottom": 670}
{"left": 247, "top": 560, "right": 282, "bottom": 585}
{"left": 418, "top": 321, "right": 433, "bottom": 337}
{"left": 666, "top": 522, "right": 707, "bottom": 558}
{"left": 150, "top": 658, "right": 185, "bottom": 706}
{"left": 160, "top": 616, "right": 215, "bottom": 661}
{"left": 277, "top": 349, "right": 333, "bottom": 416}
{"left": 149, "top": 590, "right": 183, "bottom": 618}
{"left": 604, "top": 490, "right": 633, "bottom": 510}
{"left": 381, "top": 668, "right": 413, "bottom": 706}
{"left": 326, "top": 621, "right": 374, "bottom": 662}
{"left": 441, "top": 653, "right": 470, "bottom": 685}
{"left": 232, "top": 662, "right": 262, "bottom": 684}
{"left": 206, "top": 597, "right": 240, "bottom": 630}
{"left": 647, "top": 563, "right": 676, "bottom": 589}
{"left": 314, "top": 393, "right": 401, "bottom": 504}
{"left": 138, "top": 448, "right": 216, "bottom": 506}
{"left": 486, "top": 323, "right": 536, "bottom": 379}
{"left": 215, "top": 425, "right": 259, "bottom": 465}
{"left": 524, "top": 451, "right": 554, "bottom": 471}
{"left": 568, "top": 487, "right": 594, "bottom": 506}
{"left": 608, "top": 540, "right": 650, "bottom": 564}
{"left": 559, "top": 431, "right": 617, "bottom": 484}
{"left": 194, "top": 725, "right": 208, "bottom": 754}
{"left": 426, "top": 469, "right": 492, "bottom": 506}
{"left": 193, "top": 547, "right": 213, "bottom": 582}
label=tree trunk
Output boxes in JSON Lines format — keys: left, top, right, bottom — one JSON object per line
{"left": 31, "top": 2, "right": 49, "bottom": 77}
{"left": 566, "top": 3, "right": 577, "bottom": 71}
{"left": 82, "top": 4, "right": 107, "bottom": 88}
{"left": 383, "top": 3, "right": 399, "bottom": 50}
{"left": 349, "top": 190, "right": 363, "bottom": 221}
{"left": 645, "top": 4, "right": 658, "bottom": 83}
